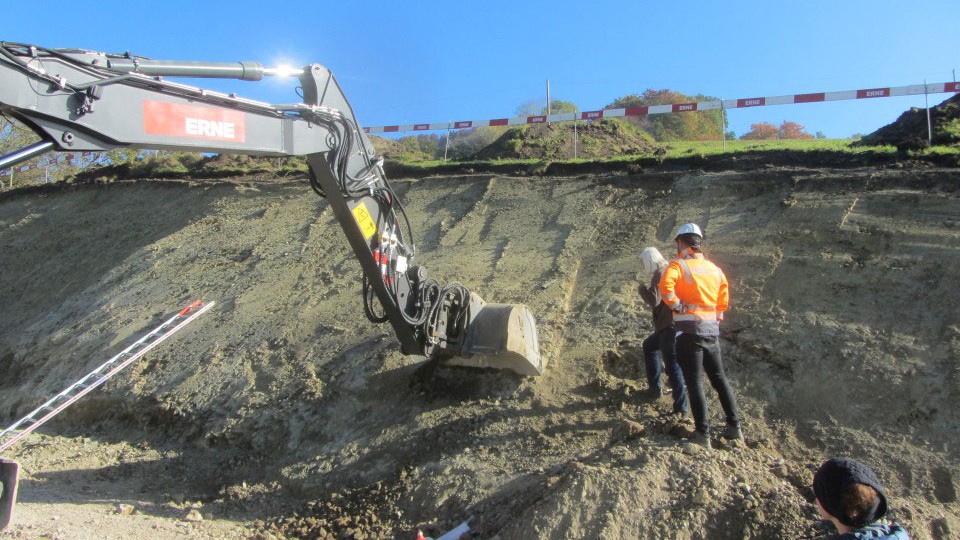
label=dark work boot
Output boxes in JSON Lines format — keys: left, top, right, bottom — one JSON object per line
{"left": 690, "top": 431, "right": 712, "bottom": 450}
{"left": 721, "top": 424, "right": 743, "bottom": 441}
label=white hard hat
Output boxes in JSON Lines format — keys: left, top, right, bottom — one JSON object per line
{"left": 674, "top": 223, "right": 703, "bottom": 240}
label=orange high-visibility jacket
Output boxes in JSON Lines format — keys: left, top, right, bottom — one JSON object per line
{"left": 659, "top": 249, "right": 728, "bottom": 336}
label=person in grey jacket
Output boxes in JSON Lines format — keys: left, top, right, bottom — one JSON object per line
{"left": 813, "top": 457, "right": 910, "bottom": 539}
{"left": 638, "top": 247, "right": 687, "bottom": 416}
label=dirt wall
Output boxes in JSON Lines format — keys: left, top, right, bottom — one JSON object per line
{"left": 0, "top": 165, "right": 958, "bottom": 539}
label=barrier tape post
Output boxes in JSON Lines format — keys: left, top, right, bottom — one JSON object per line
{"left": 925, "top": 79, "right": 933, "bottom": 144}
{"left": 443, "top": 121, "right": 451, "bottom": 162}
{"left": 573, "top": 109, "right": 578, "bottom": 159}
{"left": 720, "top": 99, "right": 727, "bottom": 152}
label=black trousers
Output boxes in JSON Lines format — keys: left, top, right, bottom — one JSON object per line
{"left": 676, "top": 333, "right": 740, "bottom": 435}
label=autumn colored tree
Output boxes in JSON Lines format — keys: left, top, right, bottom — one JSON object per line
{"left": 606, "top": 89, "right": 724, "bottom": 141}
{"left": 740, "top": 121, "right": 814, "bottom": 140}
{"left": 739, "top": 122, "right": 778, "bottom": 140}
{"left": 777, "top": 121, "right": 813, "bottom": 139}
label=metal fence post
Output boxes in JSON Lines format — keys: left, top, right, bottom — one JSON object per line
{"left": 721, "top": 99, "right": 726, "bottom": 152}
{"left": 924, "top": 80, "right": 933, "bottom": 145}
{"left": 573, "top": 109, "right": 578, "bottom": 159}
{"left": 443, "top": 122, "right": 451, "bottom": 162}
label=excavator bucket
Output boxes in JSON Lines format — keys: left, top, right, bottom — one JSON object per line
{"left": 0, "top": 458, "right": 19, "bottom": 530}
{"left": 444, "top": 293, "right": 544, "bottom": 376}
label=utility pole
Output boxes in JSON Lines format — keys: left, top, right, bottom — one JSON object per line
{"left": 443, "top": 122, "right": 451, "bottom": 162}
{"left": 546, "top": 79, "right": 551, "bottom": 116}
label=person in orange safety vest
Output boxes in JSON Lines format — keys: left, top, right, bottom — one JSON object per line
{"left": 658, "top": 223, "right": 742, "bottom": 450}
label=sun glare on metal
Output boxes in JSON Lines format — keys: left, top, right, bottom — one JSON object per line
{"left": 264, "top": 64, "right": 304, "bottom": 78}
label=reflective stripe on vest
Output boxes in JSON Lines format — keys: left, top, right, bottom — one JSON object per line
{"left": 679, "top": 256, "right": 723, "bottom": 284}
{"left": 675, "top": 256, "right": 722, "bottom": 320}
{"left": 678, "top": 258, "right": 694, "bottom": 285}
{"left": 674, "top": 311, "right": 718, "bottom": 322}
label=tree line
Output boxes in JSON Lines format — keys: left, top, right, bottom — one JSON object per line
{"left": 398, "top": 89, "right": 819, "bottom": 160}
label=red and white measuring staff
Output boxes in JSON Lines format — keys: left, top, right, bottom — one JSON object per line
{"left": 0, "top": 299, "right": 214, "bottom": 453}
{"left": 364, "top": 81, "right": 960, "bottom": 134}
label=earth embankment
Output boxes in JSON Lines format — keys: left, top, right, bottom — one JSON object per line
{"left": 0, "top": 163, "right": 958, "bottom": 539}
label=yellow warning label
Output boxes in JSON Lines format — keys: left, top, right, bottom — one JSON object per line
{"left": 352, "top": 202, "right": 377, "bottom": 240}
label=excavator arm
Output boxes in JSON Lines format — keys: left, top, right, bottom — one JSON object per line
{"left": 0, "top": 42, "right": 542, "bottom": 375}
{"left": 0, "top": 41, "right": 543, "bottom": 530}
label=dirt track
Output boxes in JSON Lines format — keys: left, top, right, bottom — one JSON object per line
{"left": 0, "top": 162, "right": 958, "bottom": 539}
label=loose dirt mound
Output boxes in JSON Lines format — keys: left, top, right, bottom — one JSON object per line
{"left": 474, "top": 120, "right": 661, "bottom": 160}
{"left": 855, "top": 93, "right": 960, "bottom": 149}
{"left": 1, "top": 162, "right": 958, "bottom": 539}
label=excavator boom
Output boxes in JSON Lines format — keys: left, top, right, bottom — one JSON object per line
{"left": 0, "top": 42, "right": 542, "bottom": 373}
{"left": 0, "top": 42, "right": 543, "bottom": 529}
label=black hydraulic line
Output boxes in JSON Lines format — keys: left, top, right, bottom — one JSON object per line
{"left": 0, "top": 141, "right": 54, "bottom": 170}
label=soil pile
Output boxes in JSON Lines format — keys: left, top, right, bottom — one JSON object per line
{"left": 0, "top": 160, "right": 958, "bottom": 539}
{"left": 855, "top": 93, "right": 960, "bottom": 149}
{"left": 473, "top": 120, "right": 661, "bottom": 160}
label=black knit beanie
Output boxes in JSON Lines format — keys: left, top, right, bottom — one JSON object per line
{"left": 813, "top": 457, "right": 889, "bottom": 528}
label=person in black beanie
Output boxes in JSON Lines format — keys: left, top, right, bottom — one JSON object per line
{"left": 812, "top": 457, "right": 910, "bottom": 539}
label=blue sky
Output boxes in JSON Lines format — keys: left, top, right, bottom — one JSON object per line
{"left": 6, "top": 1, "right": 958, "bottom": 139}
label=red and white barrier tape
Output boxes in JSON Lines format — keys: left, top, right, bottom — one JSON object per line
{"left": 363, "top": 81, "right": 960, "bottom": 134}
{"left": 4, "top": 81, "right": 957, "bottom": 176}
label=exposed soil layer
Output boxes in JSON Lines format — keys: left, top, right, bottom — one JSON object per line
{"left": 1, "top": 160, "right": 958, "bottom": 539}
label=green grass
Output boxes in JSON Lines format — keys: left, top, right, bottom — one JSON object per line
{"left": 40, "top": 139, "right": 955, "bottom": 188}
{"left": 925, "top": 144, "right": 960, "bottom": 155}
{"left": 392, "top": 137, "right": 960, "bottom": 168}
{"left": 661, "top": 138, "right": 881, "bottom": 157}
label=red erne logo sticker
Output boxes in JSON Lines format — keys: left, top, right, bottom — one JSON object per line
{"left": 143, "top": 101, "right": 246, "bottom": 142}
{"left": 946, "top": 82, "right": 960, "bottom": 92}
{"left": 581, "top": 110, "right": 604, "bottom": 120}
